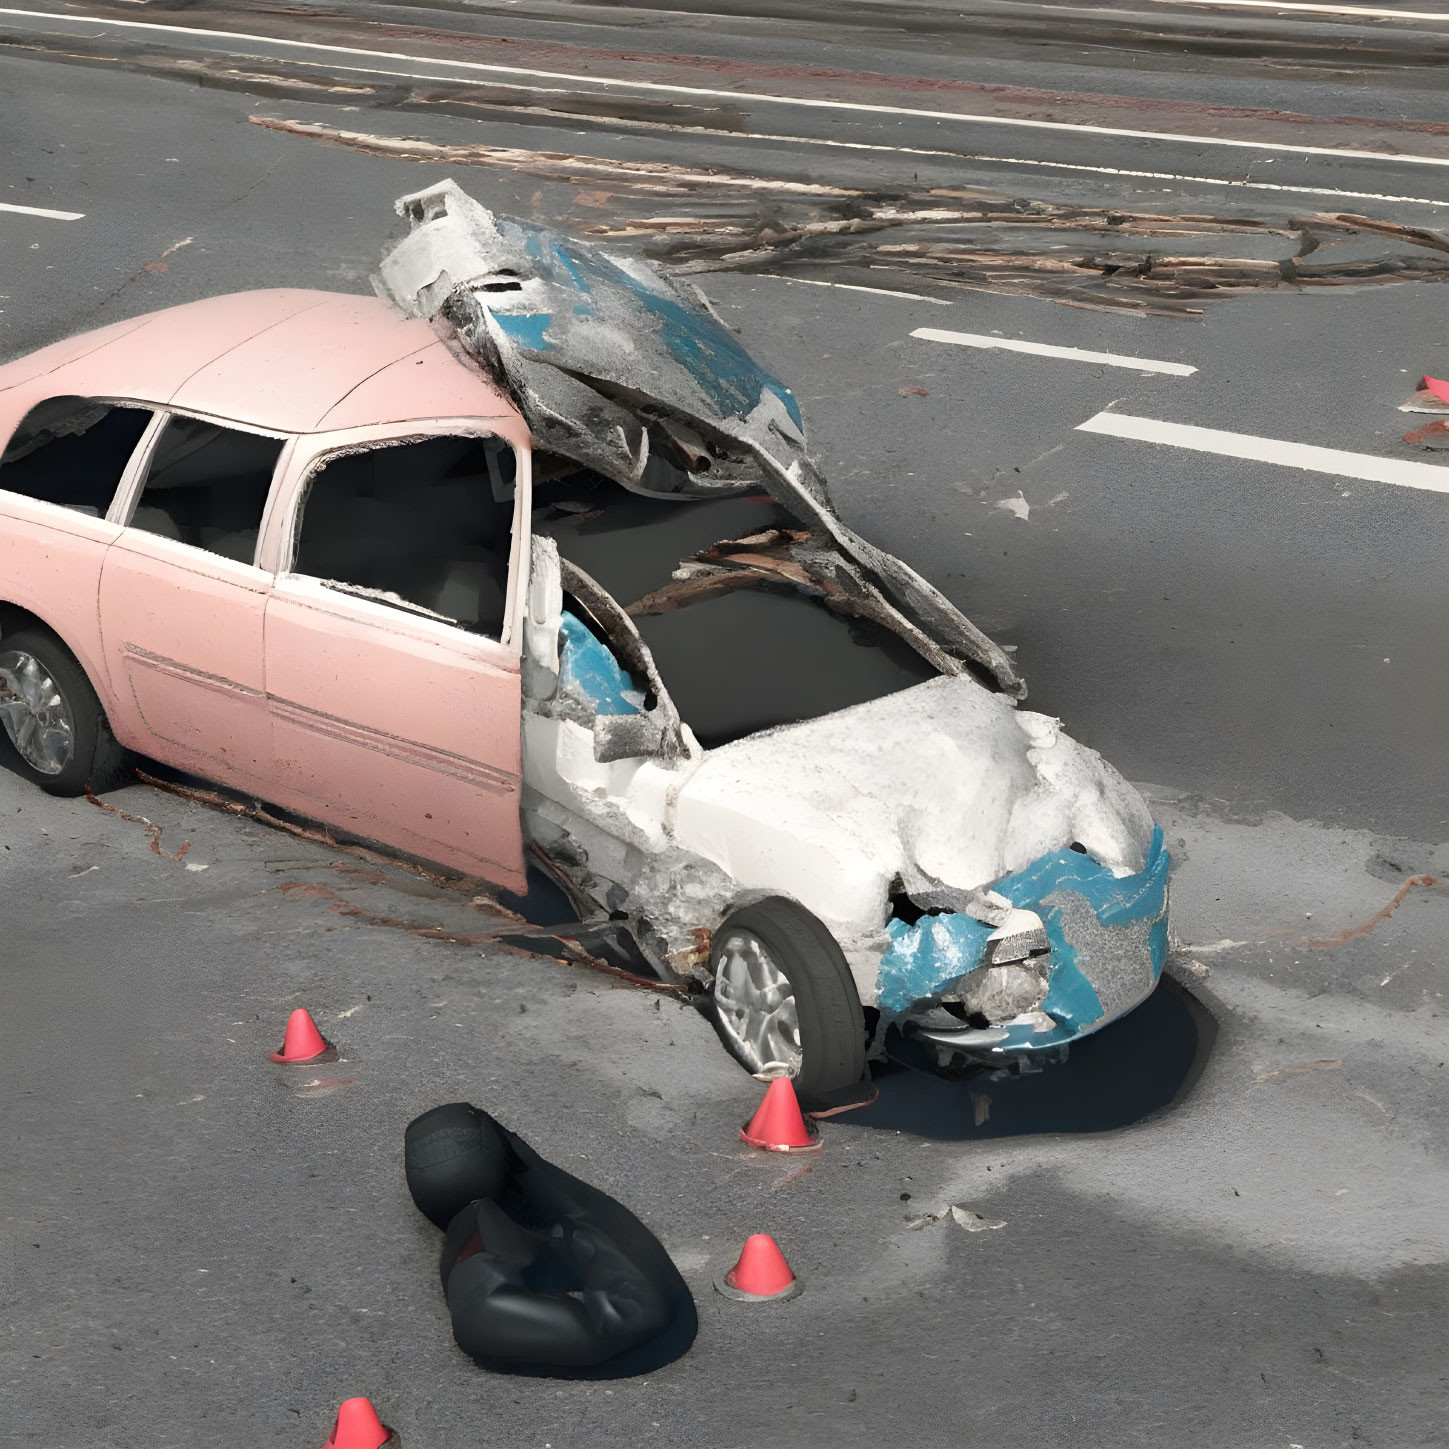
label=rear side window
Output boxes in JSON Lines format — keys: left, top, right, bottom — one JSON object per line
{"left": 129, "top": 415, "right": 283, "bottom": 565}
{"left": 0, "top": 396, "right": 153, "bottom": 516}
{"left": 291, "top": 435, "right": 517, "bottom": 639}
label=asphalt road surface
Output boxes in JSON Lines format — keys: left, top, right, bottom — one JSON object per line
{"left": 1, "top": 2, "right": 1446, "bottom": 1445}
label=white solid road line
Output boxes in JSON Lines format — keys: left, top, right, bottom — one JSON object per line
{"left": 1157, "top": 0, "right": 1449, "bottom": 20}
{"left": 3, "top": 8, "right": 1449, "bottom": 170}
{"left": 945, "top": 152, "right": 1448, "bottom": 207}
{"left": 1078, "top": 411, "right": 1449, "bottom": 494}
{"left": 763, "top": 275, "right": 952, "bottom": 303}
{"left": 915, "top": 327, "right": 1197, "bottom": 375}
{"left": 0, "top": 200, "right": 84, "bottom": 220}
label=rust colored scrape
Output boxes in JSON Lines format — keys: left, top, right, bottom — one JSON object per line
{"left": 1299, "top": 875, "right": 1441, "bottom": 949}
{"left": 276, "top": 880, "right": 515, "bottom": 946}
{"left": 86, "top": 786, "right": 191, "bottom": 861}
{"left": 127, "top": 770, "right": 682, "bottom": 993}
{"left": 134, "top": 769, "right": 520, "bottom": 912}
{"left": 275, "top": 880, "right": 684, "bottom": 994}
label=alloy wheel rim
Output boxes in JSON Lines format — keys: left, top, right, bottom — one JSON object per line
{"left": 0, "top": 651, "right": 76, "bottom": 776}
{"left": 711, "top": 930, "right": 803, "bottom": 1077}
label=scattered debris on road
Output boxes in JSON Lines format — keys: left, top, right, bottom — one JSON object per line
{"left": 1255, "top": 1059, "right": 1342, "bottom": 1085}
{"left": 949, "top": 1205, "right": 1007, "bottom": 1232}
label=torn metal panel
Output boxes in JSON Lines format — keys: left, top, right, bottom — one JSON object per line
{"left": 558, "top": 612, "right": 646, "bottom": 718}
{"left": 669, "top": 676, "right": 1156, "bottom": 1002}
{"left": 375, "top": 179, "right": 1024, "bottom": 698}
{"left": 911, "top": 826, "right": 1171, "bottom": 1058}
{"left": 376, "top": 178, "right": 814, "bottom": 502}
{"left": 878, "top": 912, "right": 995, "bottom": 1014}
{"left": 515, "top": 469, "right": 1166, "bottom": 1066}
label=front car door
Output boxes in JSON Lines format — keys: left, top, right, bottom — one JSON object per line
{"left": 98, "top": 410, "right": 288, "bottom": 789}
{"left": 262, "top": 425, "right": 529, "bottom": 891}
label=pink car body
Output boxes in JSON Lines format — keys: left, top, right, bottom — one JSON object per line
{"left": 0, "top": 290, "right": 534, "bottom": 891}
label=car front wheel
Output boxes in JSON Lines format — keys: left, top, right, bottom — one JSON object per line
{"left": 708, "top": 897, "right": 867, "bottom": 1103}
{"left": 0, "top": 627, "right": 129, "bottom": 796}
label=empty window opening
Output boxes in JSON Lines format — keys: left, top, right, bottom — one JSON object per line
{"left": 130, "top": 415, "right": 282, "bottom": 564}
{"left": 0, "top": 396, "right": 153, "bottom": 515}
{"left": 532, "top": 467, "right": 939, "bottom": 748}
{"left": 631, "top": 583, "right": 938, "bottom": 749}
{"left": 292, "top": 435, "right": 517, "bottom": 639}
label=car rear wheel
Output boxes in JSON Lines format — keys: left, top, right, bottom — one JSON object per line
{"left": 709, "top": 897, "right": 867, "bottom": 1102}
{"left": 0, "top": 628, "right": 129, "bottom": 796}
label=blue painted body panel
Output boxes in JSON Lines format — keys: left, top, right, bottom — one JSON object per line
{"left": 499, "top": 225, "right": 804, "bottom": 430}
{"left": 877, "top": 827, "right": 1171, "bottom": 1051}
{"left": 557, "top": 611, "right": 644, "bottom": 717}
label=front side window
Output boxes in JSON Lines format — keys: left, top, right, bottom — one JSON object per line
{"left": 0, "top": 396, "right": 153, "bottom": 516}
{"left": 129, "top": 415, "right": 283, "bottom": 565}
{"left": 291, "top": 435, "right": 517, "bottom": 640}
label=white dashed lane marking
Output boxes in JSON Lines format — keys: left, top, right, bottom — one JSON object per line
{"left": 762, "top": 276, "right": 952, "bottom": 304}
{"left": 0, "top": 201, "right": 84, "bottom": 220}
{"left": 1077, "top": 412, "right": 1449, "bottom": 495}
{"left": 914, "top": 327, "right": 1198, "bottom": 376}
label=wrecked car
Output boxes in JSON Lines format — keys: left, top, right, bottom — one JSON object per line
{"left": 0, "top": 181, "right": 1168, "bottom": 1102}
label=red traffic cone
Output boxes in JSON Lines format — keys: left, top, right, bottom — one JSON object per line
{"left": 321, "top": 1396, "right": 394, "bottom": 1449}
{"left": 715, "top": 1233, "right": 802, "bottom": 1302}
{"left": 269, "top": 1008, "right": 334, "bottom": 1064}
{"left": 740, "top": 1077, "right": 820, "bottom": 1153}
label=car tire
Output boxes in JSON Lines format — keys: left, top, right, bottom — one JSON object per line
{"left": 708, "top": 897, "right": 867, "bottom": 1102}
{"left": 0, "top": 627, "right": 129, "bottom": 797}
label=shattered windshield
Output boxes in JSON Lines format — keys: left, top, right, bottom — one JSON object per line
{"left": 533, "top": 474, "right": 940, "bottom": 749}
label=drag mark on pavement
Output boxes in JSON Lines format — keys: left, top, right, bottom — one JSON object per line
{"left": 85, "top": 786, "right": 191, "bottom": 861}
{"left": 13, "top": 30, "right": 1446, "bottom": 209}
{"left": 914, "top": 327, "right": 1197, "bottom": 375}
{"left": 1077, "top": 413, "right": 1449, "bottom": 494}
{"left": 133, "top": 768, "right": 519, "bottom": 910}
{"left": 1299, "top": 875, "right": 1442, "bottom": 949}
{"left": 273, "top": 879, "right": 686, "bottom": 995}
{"left": 241, "top": 117, "right": 1449, "bottom": 315}
{"left": 247, "top": 116, "right": 857, "bottom": 195}
{"left": 21, "top": 0, "right": 1449, "bottom": 146}
{"left": 0, "top": 200, "right": 83, "bottom": 220}
{"left": 94, "top": 235, "right": 195, "bottom": 311}
{"left": 1255, "top": 1059, "right": 1342, "bottom": 1084}
{"left": 9, "top": 9, "right": 1449, "bottom": 167}
{"left": 276, "top": 879, "right": 516, "bottom": 945}
{"left": 770, "top": 1165, "right": 814, "bottom": 1191}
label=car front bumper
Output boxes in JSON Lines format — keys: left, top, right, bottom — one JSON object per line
{"left": 878, "top": 826, "right": 1171, "bottom": 1059}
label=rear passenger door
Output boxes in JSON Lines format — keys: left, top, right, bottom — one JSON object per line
{"left": 263, "top": 431, "right": 527, "bottom": 890}
{"left": 99, "top": 412, "right": 286, "bottom": 786}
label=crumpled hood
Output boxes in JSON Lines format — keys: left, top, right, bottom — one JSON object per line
{"left": 671, "top": 676, "right": 1154, "bottom": 929}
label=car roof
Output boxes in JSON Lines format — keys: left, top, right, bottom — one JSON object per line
{"left": 0, "top": 289, "right": 523, "bottom": 435}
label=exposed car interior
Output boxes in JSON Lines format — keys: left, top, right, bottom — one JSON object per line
{"left": 531, "top": 466, "right": 939, "bottom": 749}
{"left": 129, "top": 415, "right": 283, "bottom": 564}
{"left": 0, "top": 396, "right": 153, "bottom": 515}
{"left": 292, "top": 434, "right": 517, "bottom": 639}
